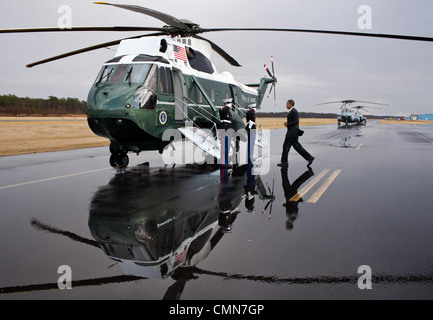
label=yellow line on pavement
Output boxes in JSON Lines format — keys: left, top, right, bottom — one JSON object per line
{"left": 307, "top": 169, "right": 342, "bottom": 203}
{"left": 355, "top": 143, "right": 363, "bottom": 150}
{"left": 290, "top": 169, "right": 330, "bottom": 202}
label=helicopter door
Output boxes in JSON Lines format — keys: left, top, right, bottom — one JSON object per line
{"left": 229, "top": 85, "right": 238, "bottom": 106}
{"left": 173, "top": 70, "right": 186, "bottom": 122}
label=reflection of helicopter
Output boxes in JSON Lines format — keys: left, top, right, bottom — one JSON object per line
{"left": 88, "top": 163, "right": 273, "bottom": 281}
{"left": 338, "top": 126, "right": 363, "bottom": 148}
{"left": 319, "top": 100, "right": 389, "bottom": 127}
{"left": 16, "top": 163, "right": 272, "bottom": 299}
{"left": 1, "top": 2, "right": 430, "bottom": 167}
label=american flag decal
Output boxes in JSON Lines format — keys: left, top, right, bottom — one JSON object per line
{"left": 174, "top": 45, "right": 187, "bottom": 62}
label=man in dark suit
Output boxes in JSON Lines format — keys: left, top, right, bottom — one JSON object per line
{"left": 278, "top": 99, "right": 314, "bottom": 168}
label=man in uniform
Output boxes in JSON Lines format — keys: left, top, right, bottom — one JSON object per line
{"left": 245, "top": 104, "right": 257, "bottom": 162}
{"left": 219, "top": 98, "right": 233, "bottom": 167}
{"left": 278, "top": 99, "right": 314, "bottom": 168}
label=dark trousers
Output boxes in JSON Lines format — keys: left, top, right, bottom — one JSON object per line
{"left": 281, "top": 136, "right": 312, "bottom": 164}
{"left": 247, "top": 131, "right": 256, "bottom": 162}
{"left": 221, "top": 135, "right": 231, "bottom": 165}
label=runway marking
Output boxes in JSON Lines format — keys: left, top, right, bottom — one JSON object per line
{"left": 355, "top": 143, "right": 363, "bottom": 150}
{"left": 307, "top": 169, "right": 342, "bottom": 204}
{"left": 411, "top": 131, "right": 433, "bottom": 143}
{"left": 290, "top": 169, "right": 329, "bottom": 202}
{"left": 0, "top": 168, "right": 110, "bottom": 191}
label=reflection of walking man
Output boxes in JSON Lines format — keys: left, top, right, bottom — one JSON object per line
{"left": 281, "top": 167, "right": 314, "bottom": 230}
{"left": 278, "top": 99, "right": 314, "bottom": 168}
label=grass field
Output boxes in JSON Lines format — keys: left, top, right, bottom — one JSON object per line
{"left": 257, "top": 117, "right": 336, "bottom": 129}
{"left": 0, "top": 117, "right": 108, "bottom": 156}
{"left": 378, "top": 120, "right": 433, "bottom": 125}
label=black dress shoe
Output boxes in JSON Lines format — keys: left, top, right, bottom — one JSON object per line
{"left": 307, "top": 157, "right": 315, "bottom": 166}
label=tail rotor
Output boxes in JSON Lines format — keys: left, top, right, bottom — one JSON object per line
{"left": 264, "top": 56, "right": 277, "bottom": 105}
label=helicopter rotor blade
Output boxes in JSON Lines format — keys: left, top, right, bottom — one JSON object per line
{"left": 0, "top": 26, "right": 165, "bottom": 34}
{"left": 318, "top": 100, "right": 356, "bottom": 105}
{"left": 264, "top": 64, "right": 274, "bottom": 78}
{"left": 93, "top": 2, "right": 187, "bottom": 30}
{"left": 26, "top": 32, "right": 166, "bottom": 68}
{"left": 194, "top": 35, "right": 241, "bottom": 67}
{"left": 267, "top": 83, "right": 274, "bottom": 99}
{"left": 353, "top": 100, "right": 390, "bottom": 106}
{"left": 271, "top": 56, "right": 275, "bottom": 76}
{"left": 201, "top": 28, "right": 433, "bottom": 43}
{"left": 356, "top": 105, "right": 384, "bottom": 109}
{"left": 271, "top": 57, "right": 277, "bottom": 105}
{"left": 319, "top": 100, "right": 389, "bottom": 106}
{"left": 264, "top": 57, "right": 277, "bottom": 105}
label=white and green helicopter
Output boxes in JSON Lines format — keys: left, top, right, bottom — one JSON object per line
{"left": 1, "top": 2, "right": 431, "bottom": 167}
{"left": 319, "top": 100, "right": 389, "bottom": 127}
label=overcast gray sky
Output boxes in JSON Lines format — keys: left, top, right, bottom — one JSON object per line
{"left": 0, "top": 0, "right": 432, "bottom": 115}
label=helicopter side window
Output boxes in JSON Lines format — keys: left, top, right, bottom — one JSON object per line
{"left": 194, "top": 84, "right": 203, "bottom": 104}
{"left": 187, "top": 47, "right": 214, "bottom": 74}
{"left": 205, "top": 88, "right": 215, "bottom": 102}
{"left": 159, "top": 67, "right": 173, "bottom": 94}
{"left": 143, "top": 64, "right": 158, "bottom": 91}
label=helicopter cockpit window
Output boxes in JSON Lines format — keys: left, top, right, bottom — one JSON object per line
{"left": 111, "top": 65, "right": 128, "bottom": 83}
{"left": 187, "top": 47, "right": 214, "bottom": 74}
{"left": 95, "top": 64, "right": 154, "bottom": 87}
{"left": 95, "top": 65, "right": 116, "bottom": 85}
{"left": 124, "top": 64, "right": 152, "bottom": 84}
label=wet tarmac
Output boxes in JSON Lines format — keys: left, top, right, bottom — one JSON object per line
{"left": 1, "top": 121, "right": 433, "bottom": 300}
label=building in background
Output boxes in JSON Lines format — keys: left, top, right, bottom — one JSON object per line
{"left": 418, "top": 114, "right": 433, "bottom": 121}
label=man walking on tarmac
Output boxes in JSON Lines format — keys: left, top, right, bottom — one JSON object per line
{"left": 277, "top": 99, "right": 315, "bottom": 168}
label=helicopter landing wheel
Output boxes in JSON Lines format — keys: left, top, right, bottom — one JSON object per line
{"left": 109, "top": 152, "right": 129, "bottom": 168}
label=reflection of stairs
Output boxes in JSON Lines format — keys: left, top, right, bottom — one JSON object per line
{"left": 178, "top": 126, "right": 221, "bottom": 159}
{"left": 255, "top": 125, "right": 268, "bottom": 148}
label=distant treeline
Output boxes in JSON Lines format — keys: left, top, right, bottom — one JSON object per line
{"left": 0, "top": 94, "right": 388, "bottom": 118}
{"left": 0, "top": 94, "right": 87, "bottom": 116}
